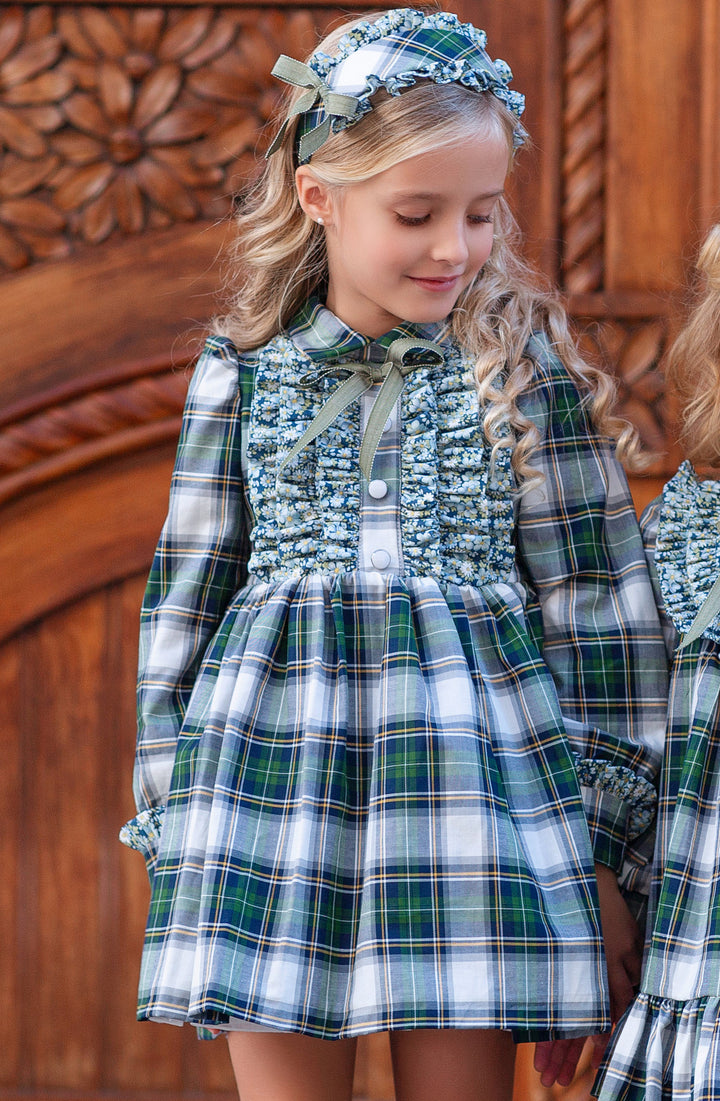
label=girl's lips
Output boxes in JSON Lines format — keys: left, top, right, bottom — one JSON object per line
{"left": 408, "top": 275, "right": 462, "bottom": 291}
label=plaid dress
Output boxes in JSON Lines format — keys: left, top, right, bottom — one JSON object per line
{"left": 595, "top": 464, "right": 720, "bottom": 1101}
{"left": 122, "top": 300, "right": 667, "bottom": 1039}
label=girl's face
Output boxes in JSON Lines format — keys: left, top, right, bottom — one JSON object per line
{"left": 297, "top": 133, "right": 510, "bottom": 337}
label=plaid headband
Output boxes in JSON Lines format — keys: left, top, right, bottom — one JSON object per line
{"left": 267, "top": 8, "right": 526, "bottom": 164}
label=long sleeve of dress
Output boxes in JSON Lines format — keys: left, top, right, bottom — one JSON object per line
{"left": 120, "top": 336, "right": 249, "bottom": 869}
{"left": 514, "top": 334, "right": 668, "bottom": 874}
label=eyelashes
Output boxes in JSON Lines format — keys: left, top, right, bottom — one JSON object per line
{"left": 394, "top": 213, "right": 494, "bottom": 227}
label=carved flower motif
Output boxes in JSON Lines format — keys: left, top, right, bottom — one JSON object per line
{"left": 0, "top": 6, "right": 69, "bottom": 269}
{"left": 0, "top": 6, "right": 326, "bottom": 268}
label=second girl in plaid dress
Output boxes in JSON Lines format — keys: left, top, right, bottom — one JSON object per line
{"left": 121, "top": 9, "right": 668, "bottom": 1099}
{"left": 594, "top": 228, "right": 720, "bottom": 1100}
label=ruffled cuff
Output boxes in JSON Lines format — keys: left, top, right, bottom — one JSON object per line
{"left": 119, "top": 805, "right": 165, "bottom": 875}
{"left": 575, "top": 758, "right": 656, "bottom": 873}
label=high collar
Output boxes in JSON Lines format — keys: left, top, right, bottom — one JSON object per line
{"left": 286, "top": 296, "right": 451, "bottom": 364}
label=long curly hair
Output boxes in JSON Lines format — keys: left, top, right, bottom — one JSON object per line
{"left": 665, "top": 224, "right": 720, "bottom": 471}
{"left": 215, "top": 12, "right": 640, "bottom": 487}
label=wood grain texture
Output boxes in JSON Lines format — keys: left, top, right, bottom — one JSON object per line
{"left": 605, "top": 0, "right": 703, "bottom": 290}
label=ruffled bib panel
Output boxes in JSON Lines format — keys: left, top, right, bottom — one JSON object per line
{"left": 655, "top": 460, "right": 720, "bottom": 644}
{"left": 245, "top": 335, "right": 516, "bottom": 588}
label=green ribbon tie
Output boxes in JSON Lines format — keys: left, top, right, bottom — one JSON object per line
{"left": 679, "top": 570, "right": 720, "bottom": 650}
{"left": 266, "top": 55, "right": 359, "bottom": 161}
{"left": 279, "top": 337, "right": 444, "bottom": 481}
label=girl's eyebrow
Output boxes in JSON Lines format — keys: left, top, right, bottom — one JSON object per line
{"left": 390, "top": 189, "right": 505, "bottom": 201}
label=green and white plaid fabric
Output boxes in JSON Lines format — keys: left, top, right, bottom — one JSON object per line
{"left": 595, "top": 474, "right": 720, "bottom": 1100}
{"left": 269, "top": 8, "right": 526, "bottom": 163}
{"left": 126, "top": 302, "right": 667, "bottom": 1040}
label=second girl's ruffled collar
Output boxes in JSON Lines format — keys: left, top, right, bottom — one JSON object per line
{"left": 655, "top": 459, "right": 720, "bottom": 643}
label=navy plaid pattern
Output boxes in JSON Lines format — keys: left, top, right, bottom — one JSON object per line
{"left": 293, "top": 9, "right": 526, "bottom": 161}
{"left": 595, "top": 500, "right": 720, "bottom": 1100}
{"left": 128, "top": 303, "right": 667, "bottom": 1039}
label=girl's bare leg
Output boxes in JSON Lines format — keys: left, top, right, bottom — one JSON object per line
{"left": 390, "top": 1028, "right": 516, "bottom": 1101}
{"left": 226, "top": 1031, "right": 357, "bottom": 1101}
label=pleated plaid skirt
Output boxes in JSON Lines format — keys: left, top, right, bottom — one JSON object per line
{"left": 138, "top": 570, "right": 609, "bottom": 1039}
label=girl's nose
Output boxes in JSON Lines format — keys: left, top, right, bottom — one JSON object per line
{"left": 430, "top": 221, "right": 469, "bottom": 266}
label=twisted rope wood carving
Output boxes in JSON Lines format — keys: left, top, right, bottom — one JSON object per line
{"left": 0, "top": 369, "right": 188, "bottom": 504}
{"left": 562, "top": 0, "right": 607, "bottom": 292}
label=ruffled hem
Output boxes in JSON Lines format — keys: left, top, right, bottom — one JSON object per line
{"left": 594, "top": 993, "right": 720, "bottom": 1100}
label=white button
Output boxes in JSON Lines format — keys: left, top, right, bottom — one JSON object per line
{"left": 370, "top": 549, "right": 391, "bottom": 570}
{"left": 368, "top": 479, "right": 388, "bottom": 499}
{"left": 382, "top": 415, "right": 395, "bottom": 435}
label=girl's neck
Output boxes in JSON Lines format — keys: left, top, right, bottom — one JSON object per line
{"left": 693, "top": 463, "right": 720, "bottom": 481}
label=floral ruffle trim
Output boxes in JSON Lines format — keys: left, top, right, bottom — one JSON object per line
{"left": 247, "top": 336, "right": 360, "bottom": 582}
{"left": 246, "top": 334, "right": 516, "bottom": 589}
{"left": 119, "top": 805, "right": 165, "bottom": 853}
{"left": 308, "top": 9, "right": 525, "bottom": 133}
{"left": 574, "top": 757, "right": 656, "bottom": 840}
{"left": 400, "top": 341, "right": 515, "bottom": 587}
{"left": 655, "top": 460, "right": 720, "bottom": 644}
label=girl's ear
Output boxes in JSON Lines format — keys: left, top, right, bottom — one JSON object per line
{"left": 295, "top": 166, "right": 334, "bottom": 225}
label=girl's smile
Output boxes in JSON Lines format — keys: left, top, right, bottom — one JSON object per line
{"left": 296, "top": 136, "right": 510, "bottom": 337}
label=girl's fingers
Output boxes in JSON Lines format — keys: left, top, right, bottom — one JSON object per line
{"left": 533, "top": 1037, "right": 587, "bottom": 1088}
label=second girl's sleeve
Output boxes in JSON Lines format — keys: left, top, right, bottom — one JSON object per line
{"left": 120, "top": 336, "right": 250, "bottom": 872}
{"left": 514, "top": 334, "right": 668, "bottom": 874}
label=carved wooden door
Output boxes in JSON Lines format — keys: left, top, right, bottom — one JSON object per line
{"left": 1, "top": 3, "right": 718, "bottom": 1100}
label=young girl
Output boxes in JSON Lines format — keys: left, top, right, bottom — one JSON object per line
{"left": 593, "top": 225, "right": 720, "bottom": 1101}
{"left": 120, "top": 10, "right": 668, "bottom": 1100}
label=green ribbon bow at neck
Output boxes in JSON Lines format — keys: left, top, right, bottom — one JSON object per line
{"left": 679, "top": 571, "right": 720, "bottom": 650}
{"left": 266, "top": 55, "right": 359, "bottom": 162}
{"left": 279, "top": 336, "right": 445, "bottom": 482}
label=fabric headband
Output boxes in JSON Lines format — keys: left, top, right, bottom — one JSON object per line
{"left": 266, "top": 8, "right": 526, "bottom": 165}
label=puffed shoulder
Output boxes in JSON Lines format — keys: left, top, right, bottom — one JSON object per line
{"left": 201, "top": 334, "right": 240, "bottom": 359}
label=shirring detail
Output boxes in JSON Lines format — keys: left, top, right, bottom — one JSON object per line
{"left": 245, "top": 335, "right": 516, "bottom": 587}
{"left": 655, "top": 460, "right": 720, "bottom": 644}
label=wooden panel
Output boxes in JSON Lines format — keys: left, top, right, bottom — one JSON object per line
{"left": 0, "top": 224, "right": 225, "bottom": 414}
{"left": 606, "top": 0, "right": 703, "bottom": 289}
{"left": 0, "top": 447, "right": 176, "bottom": 643}
{"left": 0, "top": 647, "right": 21, "bottom": 1089}
{"left": 700, "top": 0, "right": 720, "bottom": 225}
{"left": 0, "top": 583, "right": 240, "bottom": 1099}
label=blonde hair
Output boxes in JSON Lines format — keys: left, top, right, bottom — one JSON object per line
{"left": 215, "top": 11, "right": 639, "bottom": 486}
{"left": 666, "top": 224, "right": 720, "bottom": 470}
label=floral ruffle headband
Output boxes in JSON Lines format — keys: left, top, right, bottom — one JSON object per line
{"left": 266, "top": 8, "right": 527, "bottom": 165}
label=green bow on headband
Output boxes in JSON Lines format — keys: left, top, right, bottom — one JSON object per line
{"left": 266, "top": 55, "right": 360, "bottom": 162}
{"left": 279, "top": 337, "right": 444, "bottom": 481}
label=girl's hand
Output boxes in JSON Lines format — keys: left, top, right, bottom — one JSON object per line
{"left": 594, "top": 861, "right": 643, "bottom": 1022}
{"left": 533, "top": 1033, "right": 611, "bottom": 1088}
{"left": 533, "top": 865, "right": 641, "bottom": 1088}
